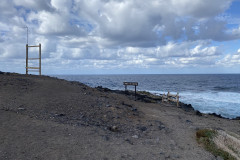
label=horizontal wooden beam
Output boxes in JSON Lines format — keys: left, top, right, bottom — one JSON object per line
{"left": 123, "top": 82, "right": 138, "bottom": 86}
{"left": 28, "top": 58, "right": 40, "bottom": 60}
{"left": 27, "top": 70, "right": 40, "bottom": 72}
{"left": 28, "top": 45, "right": 40, "bottom": 47}
{"left": 169, "top": 99, "right": 178, "bottom": 102}
{"left": 26, "top": 67, "right": 40, "bottom": 69}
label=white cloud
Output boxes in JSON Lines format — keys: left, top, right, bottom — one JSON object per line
{"left": 28, "top": 11, "right": 87, "bottom": 36}
{"left": 217, "top": 51, "right": 240, "bottom": 66}
{"left": 51, "top": 0, "right": 71, "bottom": 12}
{"left": 232, "top": 26, "right": 240, "bottom": 36}
{"left": 71, "top": 0, "right": 237, "bottom": 46}
{"left": 190, "top": 45, "right": 218, "bottom": 56}
{"left": 34, "top": 11, "right": 69, "bottom": 34}
{"left": 0, "top": 0, "right": 239, "bottom": 74}
{"left": 170, "top": 0, "right": 232, "bottom": 18}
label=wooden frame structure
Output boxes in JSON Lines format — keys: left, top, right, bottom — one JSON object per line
{"left": 26, "top": 43, "right": 41, "bottom": 75}
{"left": 123, "top": 82, "right": 138, "bottom": 100}
{"left": 162, "top": 91, "right": 179, "bottom": 107}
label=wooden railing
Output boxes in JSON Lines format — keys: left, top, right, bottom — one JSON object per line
{"left": 162, "top": 91, "right": 179, "bottom": 107}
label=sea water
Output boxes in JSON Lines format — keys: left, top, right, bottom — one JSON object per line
{"left": 55, "top": 74, "right": 240, "bottom": 119}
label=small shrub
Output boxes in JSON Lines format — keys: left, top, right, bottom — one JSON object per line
{"left": 196, "top": 129, "right": 216, "bottom": 139}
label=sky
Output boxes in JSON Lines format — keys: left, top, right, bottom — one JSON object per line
{"left": 0, "top": 0, "right": 240, "bottom": 75}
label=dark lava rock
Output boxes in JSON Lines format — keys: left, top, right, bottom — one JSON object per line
{"left": 209, "top": 113, "right": 240, "bottom": 120}
{"left": 180, "top": 103, "right": 194, "bottom": 112}
{"left": 5, "top": 72, "right": 11, "bottom": 75}
{"left": 122, "top": 102, "right": 132, "bottom": 108}
{"left": 233, "top": 117, "right": 240, "bottom": 120}
{"left": 106, "top": 104, "right": 112, "bottom": 107}
{"left": 158, "top": 125, "right": 166, "bottom": 130}
{"left": 131, "top": 108, "right": 137, "bottom": 112}
{"left": 137, "top": 126, "right": 147, "bottom": 132}
{"left": 195, "top": 110, "right": 202, "bottom": 116}
{"left": 209, "top": 113, "right": 227, "bottom": 119}
{"left": 96, "top": 86, "right": 111, "bottom": 92}
{"left": 55, "top": 113, "right": 66, "bottom": 117}
{"left": 108, "top": 126, "right": 118, "bottom": 132}
{"left": 125, "top": 138, "right": 133, "bottom": 145}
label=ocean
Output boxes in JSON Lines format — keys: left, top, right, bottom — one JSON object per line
{"left": 55, "top": 74, "right": 240, "bottom": 119}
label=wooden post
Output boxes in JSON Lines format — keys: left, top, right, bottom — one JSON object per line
{"left": 39, "top": 43, "right": 41, "bottom": 75}
{"left": 135, "top": 85, "right": 137, "bottom": 100}
{"left": 177, "top": 92, "right": 179, "bottom": 107}
{"left": 26, "top": 44, "right": 28, "bottom": 75}
{"left": 167, "top": 91, "right": 170, "bottom": 101}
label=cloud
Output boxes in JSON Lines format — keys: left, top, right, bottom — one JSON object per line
{"left": 51, "top": 0, "right": 72, "bottom": 13}
{"left": 2, "top": 0, "right": 238, "bottom": 45}
{"left": 217, "top": 50, "right": 240, "bottom": 66}
{"left": 28, "top": 11, "right": 87, "bottom": 36}
{"left": 169, "top": 0, "right": 232, "bottom": 18}
{"left": 55, "top": 40, "right": 222, "bottom": 69}
{"left": 0, "top": 0, "right": 240, "bottom": 74}
{"left": 232, "top": 26, "right": 240, "bottom": 36}
{"left": 13, "top": 0, "right": 52, "bottom": 11}
{"left": 71, "top": 0, "right": 237, "bottom": 46}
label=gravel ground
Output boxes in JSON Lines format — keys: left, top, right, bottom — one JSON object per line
{"left": 0, "top": 72, "right": 239, "bottom": 160}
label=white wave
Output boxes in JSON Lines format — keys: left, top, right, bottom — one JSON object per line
{"left": 146, "top": 90, "right": 179, "bottom": 95}
{"left": 180, "top": 91, "right": 240, "bottom": 119}
{"left": 147, "top": 90, "right": 240, "bottom": 119}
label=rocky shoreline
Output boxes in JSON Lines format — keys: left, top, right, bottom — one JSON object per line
{"left": 96, "top": 85, "right": 240, "bottom": 121}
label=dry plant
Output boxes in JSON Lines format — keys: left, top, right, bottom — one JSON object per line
{"left": 196, "top": 129, "right": 237, "bottom": 160}
{"left": 213, "top": 130, "right": 240, "bottom": 160}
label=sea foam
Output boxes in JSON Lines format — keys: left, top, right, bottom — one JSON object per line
{"left": 180, "top": 91, "right": 240, "bottom": 119}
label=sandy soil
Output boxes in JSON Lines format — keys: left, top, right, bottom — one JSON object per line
{"left": 0, "top": 72, "right": 239, "bottom": 160}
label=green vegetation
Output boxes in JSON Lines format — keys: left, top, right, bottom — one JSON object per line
{"left": 137, "top": 91, "right": 153, "bottom": 96}
{"left": 136, "top": 91, "right": 162, "bottom": 103}
{"left": 137, "top": 91, "right": 161, "bottom": 98}
{"left": 196, "top": 129, "right": 236, "bottom": 160}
